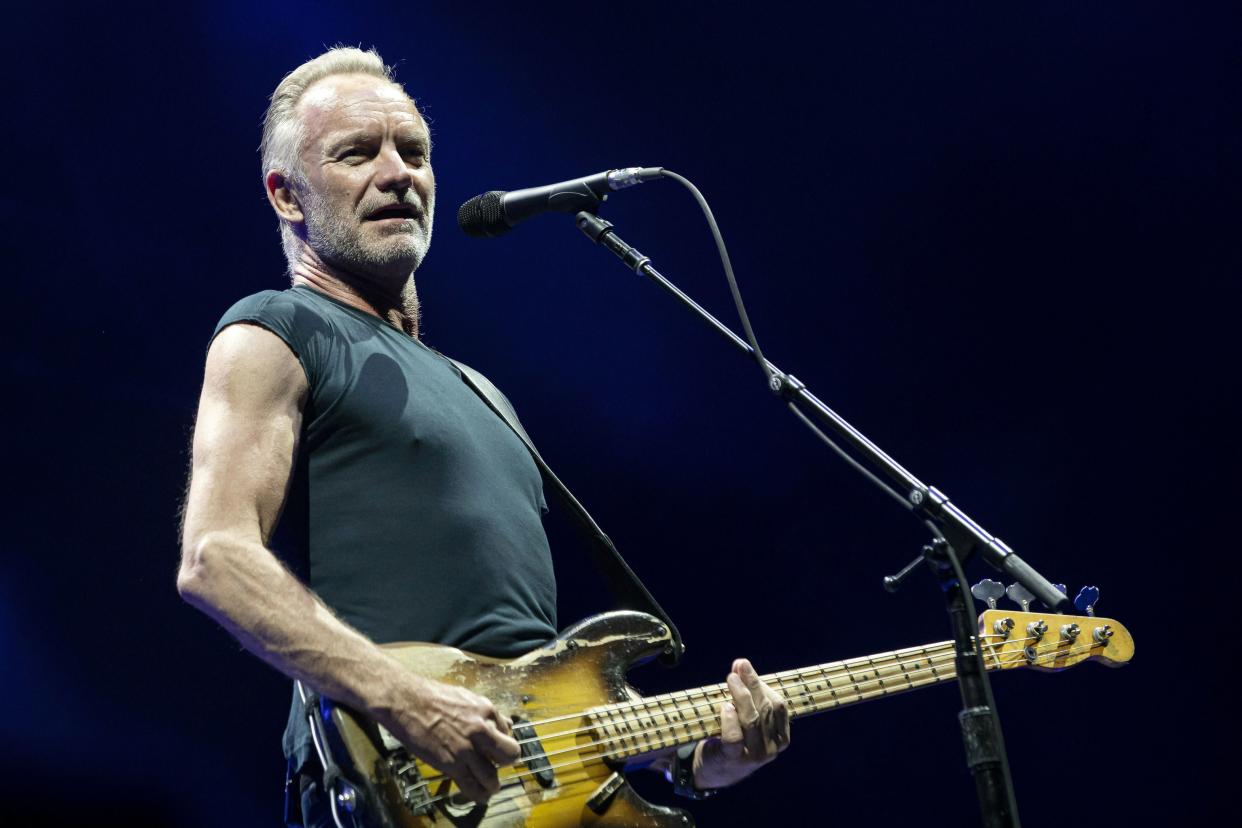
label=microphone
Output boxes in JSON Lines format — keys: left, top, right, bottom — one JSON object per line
{"left": 457, "top": 167, "right": 664, "bottom": 238}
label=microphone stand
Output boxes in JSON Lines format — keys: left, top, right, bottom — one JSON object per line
{"left": 574, "top": 210, "right": 1058, "bottom": 827}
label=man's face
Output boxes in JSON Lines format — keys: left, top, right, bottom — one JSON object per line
{"left": 294, "top": 74, "right": 435, "bottom": 282}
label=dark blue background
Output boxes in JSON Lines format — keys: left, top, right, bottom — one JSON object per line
{"left": 4, "top": 2, "right": 1236, "bottom": 825}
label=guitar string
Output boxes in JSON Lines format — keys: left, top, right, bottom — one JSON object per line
{"left": 409, "top": 636, "right": 1098, "bottom": 809}
{"left": 414, "top": 646, "right": 972, "bottom": 815}
{"left": 414, "top": 643, "right": 972, "bottom": 792}
{"left": 512, "top": 631, "right": 1014, "bottom": 735}
{"left": 404, "top": 645, "right": 968, "bottom": 808}
{"left": 413, "top": 636, "right": 1023, "bottom": 794}
{"left": 413, "top": 640, "right": 1103, "bottom": 816}
{"left": 515, "top": 640, "right": 963, "bottom": 746}
{"left": 435, "top": 634, "right": 1100, "bottom": 809}
{"left": 515, "top": 630, "right": 1035, "bottom": 750}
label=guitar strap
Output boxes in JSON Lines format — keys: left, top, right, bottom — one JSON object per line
{"left": 450, "top": 358, "right": 685, "bottom": 666}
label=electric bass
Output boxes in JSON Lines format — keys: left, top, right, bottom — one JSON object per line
{"left": 304, "top": 607, "right": 1133, "bottom": 827}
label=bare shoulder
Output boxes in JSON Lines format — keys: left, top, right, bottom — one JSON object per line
{"left": 202, "top": 322, "right": 308, "bottom": 408}
{"left": 181, "top": 323, "right": 308, "bottom": 557}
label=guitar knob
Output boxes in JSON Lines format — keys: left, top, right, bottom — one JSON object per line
{"left": 970, "top": 579, "right": 1006, "bottom": 609}
{"left": 336, "top": 786, "right": 358, "bottom": 814}
{"left": 1074, "top": 586, "right": 1100, "bottom": 617}
{"left": 1005, "top": 582, "right": 1035, "bottom": 612}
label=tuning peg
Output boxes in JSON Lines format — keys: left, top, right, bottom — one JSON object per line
{"left": 1073, "top": 586, "right": 1100, "bottom": 617}
{"left": 970, "top": 579, "right": 1006, "bottom": 609}
{"left": 1005, "top": 582, "right": 1035, "bottom": 612}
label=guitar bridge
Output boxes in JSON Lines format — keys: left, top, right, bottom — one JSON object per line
{"left": 380, "top": 751, "right": 434, "bottom": 817}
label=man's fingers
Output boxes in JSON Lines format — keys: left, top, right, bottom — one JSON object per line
{"left": 736, "top": 658, "right": 789, "bottom": 757}
{"left": 719, "top": 700, "right": 745, "bottom": 759}
{"left": 735, "top": 659, "right": 769, "bottom": 701}
{"left": 754, "top": 673, "right": 791, "bottom": 751}
{"left": 459, "top": 751, "right": 501, "bottom": 803}
{"left": 489, "top": 707, "right": 514, "bottom": 737}
{"left": 448, "top": 764, "right": 489, "bottom": 805}
{"left": 771, "top": 691, "right": 791, "bottom": 750}
{"left": 473, "top": 725, "right": 521, "bottom": 766}
{"left": 727, "top": 672, "right": 766, "bottom": 758}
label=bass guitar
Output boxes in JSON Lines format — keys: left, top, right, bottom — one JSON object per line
{"left": 303, "top": 607, "right": 1133, "bottom": 827}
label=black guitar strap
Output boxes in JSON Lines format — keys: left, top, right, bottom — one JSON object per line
{"left": 450, "top": 358, "right": 685, "bottom": 666}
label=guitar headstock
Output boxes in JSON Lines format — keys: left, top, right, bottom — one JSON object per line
{"left": 978, "top": 609, "right": 1134, "bottom": 672}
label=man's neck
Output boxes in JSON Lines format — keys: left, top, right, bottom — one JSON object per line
{"left": 290, "top": 254, "right": 417, "bottom": 338}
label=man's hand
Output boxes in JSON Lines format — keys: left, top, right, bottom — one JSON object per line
{"left": 694, "top": 658, "right": 791, "bottom": 789}
{"left": 384, "top": 677, "right": 522, "bottom": 804}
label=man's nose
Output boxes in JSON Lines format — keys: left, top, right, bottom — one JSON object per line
{"left": 374, "top": 146, "right": 414, "bottom": 193}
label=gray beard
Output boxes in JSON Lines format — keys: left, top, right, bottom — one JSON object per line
{"left": 303, "top": 190, "right": 435, "bottom": 283}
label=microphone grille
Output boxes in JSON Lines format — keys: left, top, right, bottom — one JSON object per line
{"left": 457, "top": 191, "right": 509, "bottom": 238}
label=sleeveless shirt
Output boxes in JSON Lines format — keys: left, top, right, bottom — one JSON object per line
{"left": 211, "top": 285, "right": 558, "bottom": 766}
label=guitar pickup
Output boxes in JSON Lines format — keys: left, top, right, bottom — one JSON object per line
{"left": 512, "top": 718, "right": 556, "bottom": 788}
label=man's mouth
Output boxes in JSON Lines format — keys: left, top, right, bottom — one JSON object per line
{"left": 365, "top": 203, "right": 420, "bottom": 221}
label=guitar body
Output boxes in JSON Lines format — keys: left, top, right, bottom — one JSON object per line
{"left": 318, "top": 611, "right": 692, "bottom": 828}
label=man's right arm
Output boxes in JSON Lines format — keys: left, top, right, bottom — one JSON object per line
{"left": 177, "top": 323, "right": 518, "bottom": 803}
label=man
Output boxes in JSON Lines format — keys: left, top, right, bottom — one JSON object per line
{"left": 177, "top": 47, "right": 789, "bottom": 825}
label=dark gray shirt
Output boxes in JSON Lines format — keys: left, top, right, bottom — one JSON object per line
{"left": 212, "top": 285, "right": 557, "bottom": 766}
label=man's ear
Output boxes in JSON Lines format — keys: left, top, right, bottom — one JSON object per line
{"left": 265, "top": 170, "right": 304, "bottom": 224}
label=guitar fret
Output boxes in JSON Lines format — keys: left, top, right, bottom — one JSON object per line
{"left": 836, "top": 658, "right": 865, "bottom": 701}
{"left": 625, "top": 700, "right": 649, "bottom": 754}
{"left": 811, "top": 665, "right": 836, "bottom": 711}
{"left": 639, "top": 696, "right": 667, "bottom": 752}
{"left": 591, "top": 709, "right": 622, "bottom": 757}
{"left": 688, "top": 686, "right": 714, "bottom": 742}
{"left": 788, "top": 668, "right": 814, "bottom": 714}
{"left": 665, "top": 690, "right": 691, "bottom": 744}
{"left": 894, "top": 650, "right": 918, "bottom": 691}
{"left": 820, "top": 664, "right": 843, "bottom": 709}
{"left": 645, "top": 697, "right": 671, "bottom": 751}
{"left": 771, "top": 671, "right": 793, "bottom": 705}
{"left": 614, "top": 704, "right": 639, "bottom": 754}
{"left": 680, "top": 688, "right": 703, "bottom": 743}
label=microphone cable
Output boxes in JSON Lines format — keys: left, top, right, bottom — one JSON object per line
{"left": 659, "top": 169, "right": 914, "bottom": 513}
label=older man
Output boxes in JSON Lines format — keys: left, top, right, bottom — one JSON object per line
{"left": 177, "top": 47, "right": 788, "bottom": 826}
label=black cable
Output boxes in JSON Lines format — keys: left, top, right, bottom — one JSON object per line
{"left": 659, "top": 170, "right": 773, "bottom": 387}
{"left": 931, "top": 521, "right": 1023, "bottom": 826}
{"left": 661, "top": 168, "right": 912, "bottom": 510}
{"left": 788, "top": 402, "right": 915, "bottom": 512}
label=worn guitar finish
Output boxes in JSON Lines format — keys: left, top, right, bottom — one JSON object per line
{"left": 321, "top": 612, "right": 683, "bottom": 828}
{"left": 314, "top": 609, "right": 1134, "bottom": 828}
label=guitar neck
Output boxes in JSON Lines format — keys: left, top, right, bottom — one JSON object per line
{"left": 588, "top": 607, "right": 1133, "bottom": 761}
{"left": 592, "top": 638, "right": 966, "bottom": 758}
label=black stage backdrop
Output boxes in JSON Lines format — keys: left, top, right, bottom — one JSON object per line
{"left": 3, "top": 2, "right": 1237, "bottom": 826}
